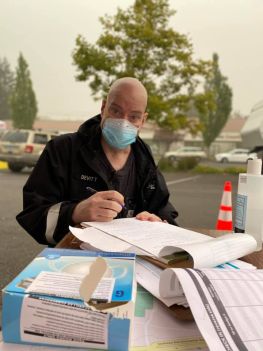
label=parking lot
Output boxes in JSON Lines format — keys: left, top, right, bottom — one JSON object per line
{"left": 0, "top": 167, "right": 239, "bottom": 321}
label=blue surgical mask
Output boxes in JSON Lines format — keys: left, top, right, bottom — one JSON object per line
{"left": 102, "top": 118, "right": 138, "bottom": 149}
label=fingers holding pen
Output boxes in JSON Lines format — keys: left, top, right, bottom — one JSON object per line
{"left": 72, "top": 190, "right": 124, "bottom": 224}
{"left": 99, "top": 190, "right": 125, "bottom": 208}
{"left": 89, "top": 193, "right": 123, "bottom": 220}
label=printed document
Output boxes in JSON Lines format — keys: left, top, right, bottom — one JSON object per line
{"left": 160, "top": 268, "right": 263, "bottom": 350}
{"left": 26, "top": 271, "right": 115, "bottom": 302}
{"left": 136, "top": 257, "right": 256, "bottom": 308}
{"left": 71, "top": 218, "right": 257, "bottom": 268}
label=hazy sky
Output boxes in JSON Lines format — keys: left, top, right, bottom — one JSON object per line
{"left": 1, "top": 0, "right": 263, "bottom": 119}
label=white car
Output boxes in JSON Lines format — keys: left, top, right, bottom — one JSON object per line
{"left": 214, "top": 148, "right": 257, "bottom": 163}
{"left": 164, "top": 146, "right": 206, "bottom": 161}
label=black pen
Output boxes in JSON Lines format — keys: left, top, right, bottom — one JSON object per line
{"left": 85, "top": 186, "right": 97, "bottom": 196}
{"left": 85, "top": 186, "right": 126, "bottom": 210}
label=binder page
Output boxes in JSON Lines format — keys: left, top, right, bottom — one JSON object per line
{"left": 135, "top": 257, "right": 187, "bottom": 307}
{"left": 82, "top": 218, "right": 211, "bottom": 258}
{"left": 163, "top": 268, "right": 263, "bottom": 351}
{"left": 177, "top": 233, "right": 257, "bottom": 268}
{"left": 70, "top": 226, "right": 134, "bottom": 252}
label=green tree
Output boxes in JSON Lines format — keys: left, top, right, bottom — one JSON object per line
{"left": 196, "top": 53, "right": 232, "bottom": 149}
{"left": 0, "top": 57, "right": 14, "bottom": 120}
{"left": 11, "top": 53, "right": 38, "bottom": 129}
{"left": 72, "top": 0, "right": 210, "bottom": 131}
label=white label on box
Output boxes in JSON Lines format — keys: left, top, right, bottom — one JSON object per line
{"left": 235, "top": 194, "right": 247, "bottom": 230}
{"left": 20, "top": 295, "right": 108, "bottom": 349}
{"left": 26, "top": 271, "right": 115, "bottom": 302}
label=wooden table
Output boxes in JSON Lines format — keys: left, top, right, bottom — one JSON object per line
{"left": 56, "top": 229, "right": 263, "bottom": 320}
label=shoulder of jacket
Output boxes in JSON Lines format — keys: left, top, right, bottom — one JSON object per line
{"left": 135, "top": 137, "right": 155, "bottom": 161}
{"left": 48, "top": 132, "right": 78, "bottom": 147}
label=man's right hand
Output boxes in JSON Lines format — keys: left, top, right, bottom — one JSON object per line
{"left": 72, "top": 190, "right": 124, "bottom": 224}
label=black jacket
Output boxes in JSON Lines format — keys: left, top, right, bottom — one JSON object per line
{"left": 17, "top": 115, "right": 178, "bottom": 245}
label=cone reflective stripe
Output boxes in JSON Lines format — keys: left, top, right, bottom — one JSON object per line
{"left": 216, "top": 181, "right": 233, "bottom": 230}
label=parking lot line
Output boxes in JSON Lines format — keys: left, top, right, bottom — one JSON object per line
{"left": 166, "top": 175, "right": 201, "bottom": 186}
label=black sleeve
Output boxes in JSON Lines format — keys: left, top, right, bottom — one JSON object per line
{"left": 140, "top": 167, "right": 179, "bottom": 225}
{"left": 16, "top": 137, "right": 77, "bottom": 245}
{"left": 157, "top": 200, "right": 179, "bottom": 225}
{"left": 153, "top": 169, "right": 179, "bottom": 225}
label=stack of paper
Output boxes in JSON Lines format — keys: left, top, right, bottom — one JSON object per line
{"left": 70, "top": 217, "right": 257, "bottom": 269}
{"left": 136, "top": 256, "right": 256, "bottom": 308}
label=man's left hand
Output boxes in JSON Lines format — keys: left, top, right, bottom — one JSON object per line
{"left": 136, "top": 211, "right": 163, "bottom": 222}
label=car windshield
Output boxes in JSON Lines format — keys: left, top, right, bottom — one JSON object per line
{"left": 2, "top": 131, "right": 29, "bottom": 143}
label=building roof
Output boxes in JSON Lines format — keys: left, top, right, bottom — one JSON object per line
{"left": 221, "top": 117, "right": 247, "bottom": 133}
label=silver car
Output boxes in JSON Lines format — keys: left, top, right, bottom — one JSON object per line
{"left": 0, "top": 129, "right": 60, "bottom": 172}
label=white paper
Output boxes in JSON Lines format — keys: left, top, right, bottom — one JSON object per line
{"left": 137, "top": 258, "right": 256, "bottom": 308}
{"left": 26, "top": 271, "right": 114, "bottom": 302}
{"left": 81, "top": 218, "right": 213, "bottom": 256}
{"left": 178, "top": 233, "right": 257, "bottom": 268}
{"left": 160, "top": 268, "right": 263, "bottom": 350}
{"left": 135, "top": 257, "right": 187, "bottom": 307}
{"left": 80, "top": 218, "right": 257, "bottom": 268}
{"left": 70, "top": 226, "right": 148, "bottom": 255}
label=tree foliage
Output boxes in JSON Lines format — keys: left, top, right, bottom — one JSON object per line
{"left": 0, "top": 57, "right": 14, "bottom": 120}
{"left": 196, "top": 53, "right": 232, "bottom": 148}
{"left": 72, "top": 0, "right": 211, "bottom": 131}
{"left": 10, "top": 53, "right": 38, "bottom": 129}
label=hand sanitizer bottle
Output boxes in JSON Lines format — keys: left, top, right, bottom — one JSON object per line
{"left": 235, "top": 158, "right": 263, "bottom": 251}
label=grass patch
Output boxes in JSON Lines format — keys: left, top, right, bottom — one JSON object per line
{"left": 193, "top": 165, "right": 246, "bottom": 174}
{"left": 176, "top": 157, "right": 199, "bottom": 171}
{"left": 158, "top": 157, "right": 199, "bottom": 172}
{"left": 157, "top": 157, "right": 177, "bottom": 172}
{"left": 158, "top": 159, "right": 247, "bottom": 174}
{"left": 223, "top": 166, "right": 246, "bottom": 174}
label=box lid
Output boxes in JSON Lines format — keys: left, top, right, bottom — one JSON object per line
{"left": 4, "top": 248, "right": 135, "bottom": 304}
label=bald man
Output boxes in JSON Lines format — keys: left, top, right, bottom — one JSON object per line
{"left": 17, "top": 77, "right": 178, "bottom": 245}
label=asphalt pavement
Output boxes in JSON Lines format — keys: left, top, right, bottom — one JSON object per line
{"left": 0, "top": 166, "right": 239, "bottom": 319}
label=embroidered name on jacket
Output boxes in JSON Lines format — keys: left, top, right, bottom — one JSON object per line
{"left": 80, "top": 175, "right": 97, "bottom": 182}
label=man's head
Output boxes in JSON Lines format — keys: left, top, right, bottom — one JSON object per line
{"left": 100, "top": 77, "right": 148, "bottom": 150}
{"left": 101, "top": 77, "right": 148, "bottom": 129}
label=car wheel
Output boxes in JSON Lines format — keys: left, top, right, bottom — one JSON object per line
{"left": 221, "top": 158, "right": 228, "bottom": 163}
{"left": 8, "top": 162, "right": 24, "bottom": 173}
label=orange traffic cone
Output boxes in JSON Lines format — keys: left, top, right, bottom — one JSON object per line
{"left": 216, "top": 181, "right": 233, "bottom": 230}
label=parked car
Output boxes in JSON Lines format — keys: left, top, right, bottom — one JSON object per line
{"left": 0, "top": 129, "right": 7, "bottom": 140}
{"left": 0, "top": 120, "right": 7, "bottom": 140}
{"left": 0, "top": 129, "right": 61, "bottom": 172}
{"left": 214, "top": 148, "right": 257, "bottom": 163}
{"left": 164, "top": 146, "right": 206, "bottom": 162}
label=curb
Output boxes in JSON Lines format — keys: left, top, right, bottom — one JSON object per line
{"left": 0, "top": 161, "right": 8, "bottom": 170}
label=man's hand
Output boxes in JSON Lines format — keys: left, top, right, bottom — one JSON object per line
{"left": 136, "top": 211, "right": 163, "bottom": 222}
{"left": 72, "top": 190, "right": 124, "bottom": 224}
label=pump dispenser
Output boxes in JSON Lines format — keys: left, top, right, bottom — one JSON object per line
{"left": 235, "top": 158, "right": 263, "bottom": 251}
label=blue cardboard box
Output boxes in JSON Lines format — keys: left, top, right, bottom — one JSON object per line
{"left": 2, "top": 248, "right": 136, "bottom": 351}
